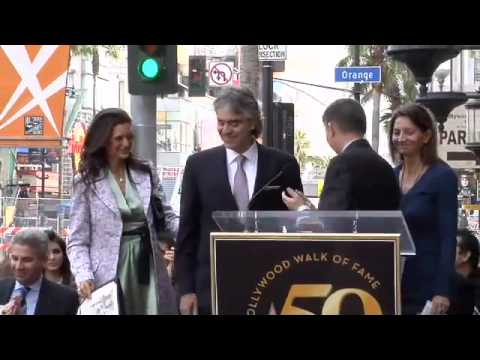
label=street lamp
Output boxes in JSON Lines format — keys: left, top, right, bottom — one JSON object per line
{"left": 415, "top": 92, "right": 467, "bottom": 132}
{"left": 386, "top": 45, "right": 467, "bottom": 132}
{"left": 434, "top": 68, "right": 450, "bottom": 92}
{"left": 465, "top": 88, "right": 480, "bottom": 158}
{"left": 386, "top": 45, "right": 460, "bottom": 95}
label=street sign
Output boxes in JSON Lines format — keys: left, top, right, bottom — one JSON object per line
{"left": 258, "top": 45, "right": 287, "bottom": 61}
{"left": 438, "top": 105, "right": 479, "bottom": 169}
{"left": 232, "top": 67, "right": 240, "bottom": 87}
{"left": 209, "top": 61, "right": 233, "bottom": 87}
{"left": 335, "top": 66, "right": 382, "bottom": 83}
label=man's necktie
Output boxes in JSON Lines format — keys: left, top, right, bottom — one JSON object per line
{"left": 15, "top": 286, "right": 31, "bottom": 307}
{"left": 233, "top": 155, "right": 249, "bottom": 211}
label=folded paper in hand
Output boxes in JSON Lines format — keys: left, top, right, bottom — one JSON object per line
{"left": 77, "top": 280, "right": 120, "bottom": 315}
{"left": 420, "top": 300, "right": 433, "bottom": 315}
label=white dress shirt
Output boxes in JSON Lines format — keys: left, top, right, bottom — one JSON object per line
{"left": 226, "top": 142, "right": 258, "bottom": 200}
{"left": 10, "top": 276, "right": 42, "bottom": 315}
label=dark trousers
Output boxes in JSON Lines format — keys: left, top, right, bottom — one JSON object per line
{"left": 198, "top": 305, "right": 212, "bottom": 315}
{"left": 402, "top": 302, "right": 424, "bottom": 315}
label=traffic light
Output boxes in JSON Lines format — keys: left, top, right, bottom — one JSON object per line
{"left": 272, "top": 103, "right": 294, "bottom": 156}
{"left": 188, "top": 56, "right": 207, "bottom": 97}
{"left": 128, "top": 45, "right": 178, "bottom": 95}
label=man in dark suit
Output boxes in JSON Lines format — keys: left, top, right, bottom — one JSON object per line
{"left": 175, "top": 87, "right": 302, "bottom": 315}
{"left": 0, "top": 229, "right": 79, "bottom": 315}
{"left": 283, "top": 98, "right": 400, "bottom": 211}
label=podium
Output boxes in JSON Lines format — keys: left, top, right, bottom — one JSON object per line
{"left": 211, "top": 211, "right": 415, "bottom": 315}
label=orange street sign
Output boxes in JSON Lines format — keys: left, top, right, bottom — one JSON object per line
{"left": 0, "top": 45, "right": 71, "bottom": 148}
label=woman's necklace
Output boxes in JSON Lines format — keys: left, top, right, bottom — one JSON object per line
{"left": 113, "top": 168, "right": 126, "bottom": 183}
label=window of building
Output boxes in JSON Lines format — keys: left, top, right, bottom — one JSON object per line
{"left": 157, "top": 111, "right": 192, "bottom": 153}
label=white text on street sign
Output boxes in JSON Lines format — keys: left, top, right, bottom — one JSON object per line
{"left": 335, "top": 66, "right": 382, "bottom": 83}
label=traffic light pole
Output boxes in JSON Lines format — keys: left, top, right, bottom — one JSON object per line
{"left": 131, "top": 95, "right": 157, "bottom": 169}
{"left": 261, "top": 61, "right": 273, "bottom": 147}
{"left": 353, "top": 45, "right": 361, "bottom": 102}
{"left": 41, "top": 148, "right": 46, "bottom": 198}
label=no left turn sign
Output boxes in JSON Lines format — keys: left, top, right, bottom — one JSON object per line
{"left": 209, "top": 61, "right": 233, "bottom": 87}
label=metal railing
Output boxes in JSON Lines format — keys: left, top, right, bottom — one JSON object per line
{"left": 0, "top": 197, "right": 71, "bottom": 243}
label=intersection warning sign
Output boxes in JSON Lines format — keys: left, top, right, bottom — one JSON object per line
{"left": 258, "top": 45, "right": 287, "bottom": 61}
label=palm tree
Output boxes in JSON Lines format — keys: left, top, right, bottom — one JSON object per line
{"left": 295, "top": 130, "right": 310, "bottom": 172}
{"left": 306, "top": 154, "right": 333, "bottom": 177}
{"left": 70, "top": 45, "right": 122, "bottom": 117}
{"left": 338, "top": 45, "right": 417, "bottom": 151}
{"left": 62, "top": 46, "right": 123, "bottom": 191}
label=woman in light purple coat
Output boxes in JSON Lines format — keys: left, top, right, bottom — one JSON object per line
{"left": 67, "top": 108, "right": 178, "bottom": 315}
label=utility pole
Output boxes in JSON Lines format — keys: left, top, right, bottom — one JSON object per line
{"left": 58, "top": 145, "right": 62, "bottom": 199}
{"left": 131, "top": 95, "right": 157, "bottom": 168}
{"left": 261, "top": 61, "right": 273, "bottom": 147}
{"left": 353, "top": 45, "right": 361, "bottom": 102}
{"left": 41, "top": 148, "right": 46, "bottom": 198}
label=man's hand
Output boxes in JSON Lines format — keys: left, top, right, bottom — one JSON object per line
{"left": 164, "top": 247, "right": 175, "bottom": 263}
{"left": 431, "top": 295, "right": 450, "bottom": 315}
{"left": 164, "top": 247, "right": 174, "bottom": 277}
{"left": 78, "top": 280, "right": 95, "bottom": 300}
{"left": 281, "top": 187, "right": 307, "bottom": 210}
{"left": 180, "top": 293, "right": 198, "bottom": 315}
{"left": 0, "top": 298, "right": 22, "bottom": 315}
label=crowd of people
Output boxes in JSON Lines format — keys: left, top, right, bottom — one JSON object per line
{"left": 0, "top": 86, "right": 479, "bottom": 315}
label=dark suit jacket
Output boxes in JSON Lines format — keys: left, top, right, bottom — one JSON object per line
{"left": 318, "top": 139, "right": 400, "bottom": 211}
{"left": 0, "top": 278, "right": 79, "bottom": 315}
{"left": 448, "top": 273, "right": 477, "bottom": 315}
{"left": 174, "top": 143, "right": 302, "bottom": 310}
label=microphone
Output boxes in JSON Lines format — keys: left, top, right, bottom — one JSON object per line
{"left": 250, "top": 162, "right": 293, "bottom": 204}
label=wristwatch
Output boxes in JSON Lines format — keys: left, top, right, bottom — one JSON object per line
{"left": 297, "top": 205, "right": 310, "bottom": 212}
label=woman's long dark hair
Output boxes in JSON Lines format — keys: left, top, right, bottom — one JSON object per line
{"left": 388, "top": 103, "right": 441, "bottom": 166}
{"left": 44, "top": 229, "right": 72, "bottom": 285}
{"left": 78, "top": 108, "right": 150, "bottom": 188}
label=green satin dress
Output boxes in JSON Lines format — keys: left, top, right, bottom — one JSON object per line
{"left": 108, "top": 170, "right": 159, "bottom": 315}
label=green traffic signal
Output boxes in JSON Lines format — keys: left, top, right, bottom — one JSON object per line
{"left": 139, "top": 58, "right": 161, "bottom": 80}
{"left": 128, "top": 45, "right": 177, "bottom": 95}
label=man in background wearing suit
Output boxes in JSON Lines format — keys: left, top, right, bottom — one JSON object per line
{"left": 175, "top": 87, "right": 302, "bottom": 315}
{"left": 282, "top": 98, "right": 400, "bottom": 211}
{"left": 0, "top": 229, "right": 79, "bottom": 315}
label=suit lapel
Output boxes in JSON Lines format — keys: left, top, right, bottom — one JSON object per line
{"left": 129, "top": 168, "right": 150, "bottom": 215}
{"left": 253, "top": 143, "right": 269, "bottom": 196}
{"left": 216, "top": 146, "right": 238, "bottom": 210}
{"left": 34, "top": 278, "right": 50, "bottom": 315}
{"left": 92, "top": 171, "right": 121, "bottom": 217}
{"left": 0, "top": 279, "right": 15, "bottom": 304}
{"left": 250, "top": 143, "right": 285, "bottom": 209}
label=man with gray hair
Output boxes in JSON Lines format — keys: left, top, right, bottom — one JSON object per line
{"left": 0, "top": 229, "right": 79, "bottom": 315}
{"left": 174, "top": 86, "right": 302, "bottom": 315}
